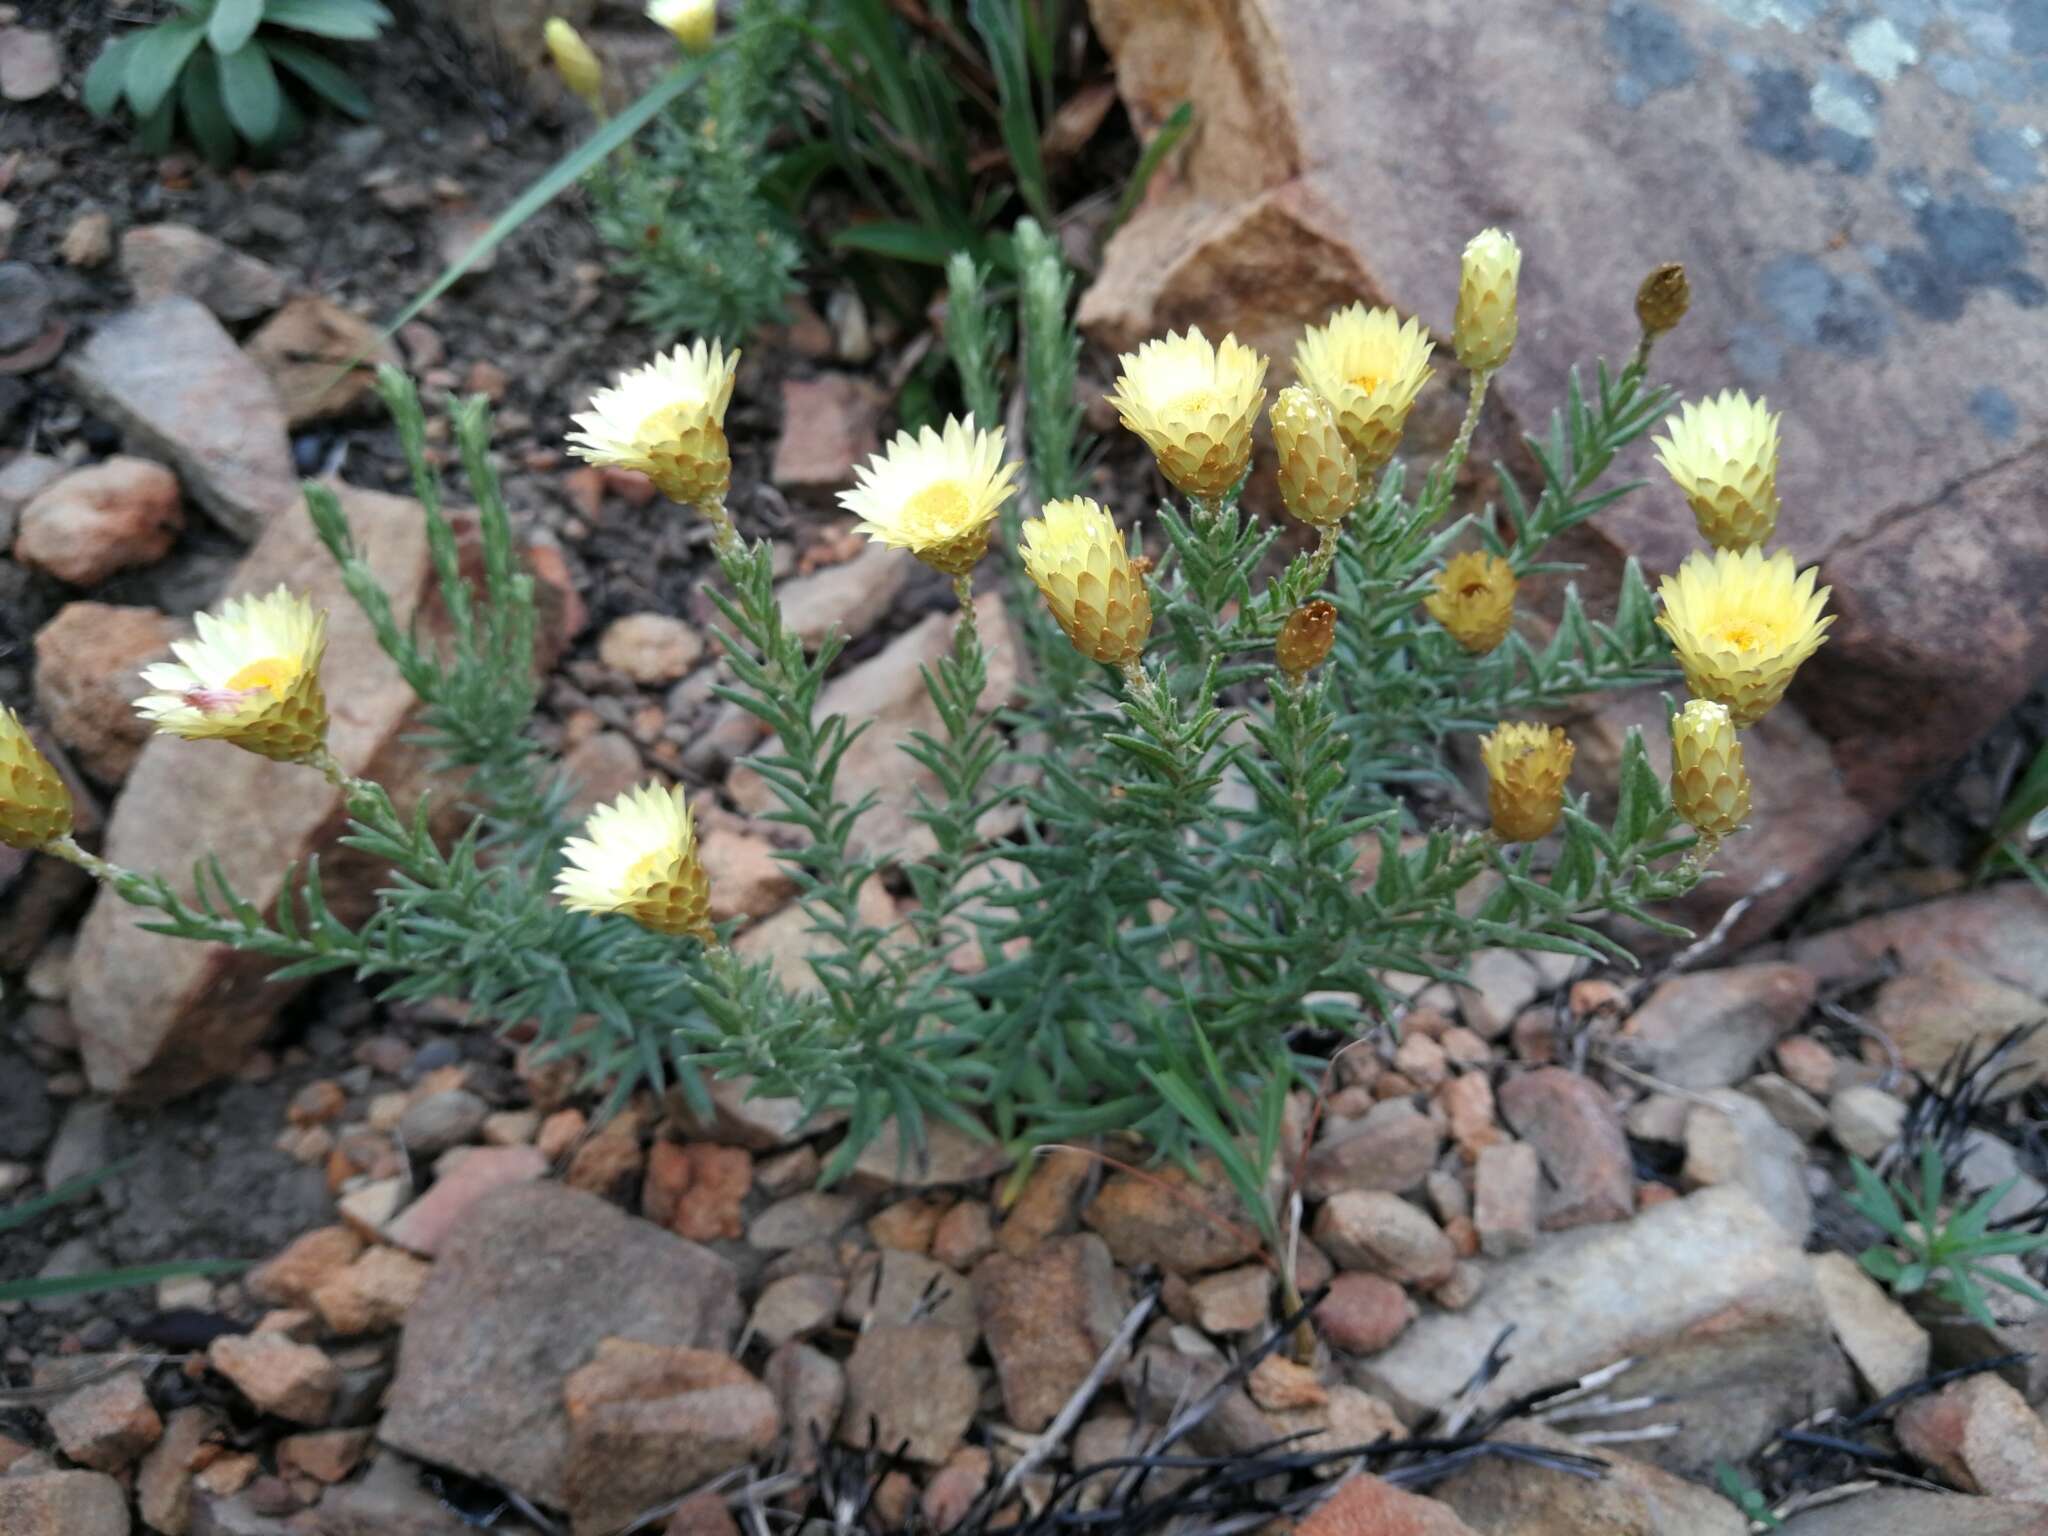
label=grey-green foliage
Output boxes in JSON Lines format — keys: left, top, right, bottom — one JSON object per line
{"left": 586, "top": 0, "right": 808, "bottom": 343}
{"left": 111, "top": 234, "right": 1698, "bottom": 1211}
{"left": 83, "top": 0, "right": 389, "bottom": 165}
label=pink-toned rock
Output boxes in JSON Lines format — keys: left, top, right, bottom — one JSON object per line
{"left": 700, "top": 826, "right": 797, "bottom": 922}
{"left": 136, "top": 1405, "right": 215, "bottom": 1536}
{"left": 920, "top": 1445, "right": 992, "bottom": 1532}
{"left": 207, "top": 1333, "right": 340, "bottom": 1425}
{"left": 1497, "top": 1068, "right": 1635, "bottom": 1230}
{"left": 771, "top": 373, "right": 885, "bottom": 490}
{"left": 385, "top": 1145, "right": 547, "bottom": 1256}
{"left": 32, "top": 603, "right": 181, "bottom": 784}
{"left": 1190, "top": 1263, "right": 1272, "bottom": 1335}
{"left": 1314, "top": 1271, "right": 1416, "bottom": 1355}
{"left": 933, "top": 1199, "right": 996, "bottom": 1270}
{"left": 248, "top": 1226, "right": 365, "bottom": 1309}
{"left": 1865, "top": 956, "right": 2048, "bottom": 1092}
{"left": 1619, "top": 963, "right": 1819, "bottom": 1091}
{"left": 1439, "top": 1072, "right": 1501, "bottom": 1162}
{"left": 63, "top": 296, "right": 294, "bottom": 538}
{"left": 764, "top": 1341, "right": 844, "bottom": 1476}
{"left": 1793, "top": 887, "right": 2048, "bottom": 997}
{"left": 0, "top": 1471, "right": 131, "bottom": 1536}
{"left": 563, "top": 1339, "right": 780, "bottom": 1536}
{"left": 1434, "top": 1417, "right": 1746, "bottom": 1535}
{"left": 666, "top": 1490, "right": 742, "bottom": 1536}
{"left": 1298, "top": 1473, "right": 1482, "bottom": 1536}
{"left": 1776, "top": 1035, "right": 1841, "bottom": 1099}
{"left": 1895, "top": 1373, "right": 2048, "bottom": 1502}
{"left": 1305, "top": 1097, "right": 1443, "bottom": 1200}
{"left": 14, "top": 457, "right": 182, "bottom": 585}
{"left": 642, "top": 1140, "right": 691, "bottom": 1228}
{"left": 839, "top": 1323, "right": 981, "bottom": 1465}
{"left": 671, "top": 1143, "right": 751, "bottom": 1243}
{"left": 310, "top": 1246, "right": 430, "bottom": 1335}
{"left": 748, "top": 1272, "right": 845, "bottom": 1348}
{"left": 598, "top": 611, "right": 704, "bottom": 685}
{"left": 119, "top": 224, "right": 288, "bottom": 322}
{"left": 775, "top": 539, "right": 913, "bottom": 651}
{"left": 869, "top": 1194, "right": 949, "bottom": 1254}
{"left": 275, "top": 1427, "right": 370, "bottom": 1484}
{"left": 0, "top": 27, "right": 61, "bottom": 101}
{"left": 564, "top": 1118, "right": 645, "bottom": 1199}
{"left": 998, "top": 1146, "right": 1093, "bottom": 1255}
{"left": 45, "top": 1370, "right": 162, "bottom": 1470}
{"left": 1084, "top": 1161, "right": 1261, "bottom": 1274}
{"left": 1313, "top": 1192, "right": 1455, "bottom": 1287}
{"left": 1472, "top": 1140, "right": 1539, "bottom": 1259}
{"left": 242, "top": 294, "right": 402, "bottom": 425}
{"left": 537, "top": 1106, "right": 586, "bottom": 1159}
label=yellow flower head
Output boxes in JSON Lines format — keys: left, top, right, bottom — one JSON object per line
{"left": 1480, "top": 722, "right": 1574, "bottom": 844}
{"left": 136, "top": 588, "right": 329, "bottom": 763}
{"left": 1656, "top": 390, "right": 1782, "bottom": 551}
{"left": 1454, "top": 228, "right": 1521, "bottom": 374}
{"left": 839, "top": 416, "right": 1020, "bottom": 576}
{"left": 1018, "top": 497, "right": 1152, "bottom": 667}
{"left": 1292, "top": 303, "right": 1435, "bottom": 474}
{"left": 1106, "top": 329, "right": 1268, "bottom": 501}
{"left": 1636, "top": 262, "right": 1691, "bottom": 338}
{"left": 0, "top": 707, "right": 72, "bottom": 852}
{"left": 1423, "top": 550, "right": 1518, "bottom": 655}
{"left": 1275, "top": 600, "right": 1338, "bottom": 684}
{"left": 555, "top": 782, "right": 715, "bottom": 942}
{"left": 647, "top": 0, "right": 716, "bottom": 52}
{"left": 1670, "top": 698, "right": 1751, "bottom": 841}
{"left": 1269, "top": 385, "right": 1360, "bottom": 528}
{"left": 1656, "top": 546, "right": 1832, "bottom": 727}
{"left": 568, "top": 341, "right": 740, "bottom": 508}
{"left": 544, "top": 17, "right": 604, "bottom": 109}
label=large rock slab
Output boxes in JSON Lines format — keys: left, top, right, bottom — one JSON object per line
{"left": 1083, "top": 0, "right": 2048, "bottom": 937}
{"left": 64, "top": 297, "right": 296, "bottom": 538}
{"left": 1618, "top": 963, "right": 1816, "bottom": 1091}
{"left": 727, "top": 593, "right": 1024, "bottom": 867}
{"left": 1780, "top": 1490, "right": 2046, "bottom": 1535}
{"left": 71, "top": 484, "right": 440, "bottom": 1099}
{"left": 1790, "top": 886, "right": 2048, "bottom": 996}
{"left": 1353, "top": 1187, "right": 1852, "bottom": 1476}
{"left": 1433, "top": 1418, "right": 1746, "bottom": 1535}
{"left": 379, "top": 1182, "right": 743, "bottom": 1510}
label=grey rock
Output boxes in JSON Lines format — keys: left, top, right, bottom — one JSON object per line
{"left": 1355, "top": 1188, "right": 1852, "bottom": 1476}
{"left": 1304, "top": 1098, "right": 1444, "bottom": 1200}
{"left": 839, "top": 1323, "right": 980, "bottom": 1466}
{"left": 1620, "top": 964, "right": 1817, "bottom": 1090}
{"left": 748, "top": 1192, "right": 861, "bottom": 1251}
{"left": 314, "top": 1450, "right": 473, "bottom": 1535}
{"left": 395, "top": 1090, "right": 488, "bottom": 1157}
{"left": 0, "top": 1041, "right": 56, "bottom": 1158}
{"left": 0, "top": 1470, "right": 131, "bottom": 1535}
{"left": 1682, "top": 1089, "right": 1812, "bottom": 1241}
{"left": 119, "top": 224, "right": 289, "bottom": 322}
{"left": 27, "top": 1235, "right": 109, "bottom": 1314}
{"left": 0, "top": 261, "right": 51, "bottom": 350}
{"left": 43, "top": 1099, "right": 114, "bottom": 1193}
{"left": 379, "top": 1182, "right": 742, "bottom": 1509}
{"left": 1742, "top": 1072, "right": 1830, "bottom": 1142}
{"left": 63, "top": 297, "right": 296, "bottom": 539}
{"left": 1434, "top": 1417, "right": 1745, "bottom": 1535}
{"left": 1830, "top": 1085, "right": 1906, "bottom": 1162}
{"left": 1779, "top": 1490, "right": 2045, "bottom": 1535}
{"left": 841, "top": 1248, "right": 977, "bottom": 1350}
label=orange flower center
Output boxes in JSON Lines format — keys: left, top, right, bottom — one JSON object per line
{"left": 224, "top": 657, "right": 296, "bottom": 695}
{"left": 1348, "top": 372, "right": 1383, "bottom": 396}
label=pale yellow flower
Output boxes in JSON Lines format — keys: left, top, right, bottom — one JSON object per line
{"left": 568, "top": 341, "right": 740, "bottom": 508}
{"left": 0, "top": 707, "right": 72, "bottom": 852}
{"left": 1670, "top": 699, "right": 1751, "bottom": 840}
{"left": 839, "top": 416, "right": 1020, "bottom": 576}
{"left": 1656, "top": 546, "right": 1832, "bottom": 727}
{"left": 647, "top": 0, "right": 716, "bottom": 52}
{"left": 1480, "top": 722, "right": 1574, "bottom": 843}
{"left": 1018, "top": 497, "right": 1152, "bottom": 667}
{"left": 555, "top": 782, "right": 715, "bottom": 942}
{"left": 136, "top": 588, "right": 329, "bottom": 763}
{"left": 1269, "top": 385, "right": 1359, "bottom": 528}
{"left": 1106, "top": 329, "right": 1268, "bottom": 501}
{"left": 544, "top": 18, "right": 604, "bottom": 109}
{"left": 1454, "top": 228, "right": 1521, "bottom": 374}
{"left": 1423, "top": 550, "right": 1518, "bottom": 656}
{"left": 1292, "top": 303, "right": 1435, "bottom": 473}
{"left": 1655, "top": 390, "right": 1782, "bottom": 551}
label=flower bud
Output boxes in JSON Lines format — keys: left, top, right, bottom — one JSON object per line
{"left": 545, "top": 18, "right": 605, "bottom": 110}
{"left": 1423, "top": 550, "right": 1517, "bottom": 655}
{"left": 1635, "top": 262, "right": 1690, "bottom": 338}
{"left": 1276, "top": 601, "right": 1338, "bottom": 683}
{"left": 1480, "top": 722, "right": 1574, "bottom": 843}
{"left": 1018, "top": 498, "right": 1152, "bottom": 666}
{"left": 1270, "top": 386, "right": 1359, "bottom": 528}
{"left": 1454, "top": 228, "right": 1521, "bottom": 374}
{"left": 1655, "top": 390, "right": 1781, "bottom": 551}
{"left": 0, "top": 707, "right": 73, "bottom": 852}
{"left": 647, "top": 0, "right": 716, "bottom": 53}
{"left": 1669, "top": 699, "right": 1751, "bottom": 840}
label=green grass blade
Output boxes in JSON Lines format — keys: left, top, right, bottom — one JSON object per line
{"left": 1106, "top": 100, "right": 1192, "bottom": 239}
{"left": 0, "top": 1157, "right": 140, "bottom": 1236}
{"left": 0, "top": 1258, "right": 247, "bottom": 1305}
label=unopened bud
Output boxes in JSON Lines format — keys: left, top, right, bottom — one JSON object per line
{"left": 1480, "top": 722, "right": 1574, "bottom": 843}
{"left": 1670, "top": 699, "right": 1751, "bottom": 840}
{"left": 545, "top": 18, "right": 605, "bottom": 109}
{"left": 1270, "top": 385, "right": 1360, "bottom": 529}
{"left": 1276, "top": 601, "right": 1338, "bottom": 683}
{"left": 1454, "top": 228, "right": 1521, "bottom": 374}
{"left": 1635, "top": 262, "right": 1690, "bottom": 337}
{"left": 1422, "top": 550, "right": 1517, "bottom": 655}
{"left": 0, "top": 707, "right": 72, "bottom": 852}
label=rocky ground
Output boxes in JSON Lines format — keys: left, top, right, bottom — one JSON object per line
{"left": 5, "top": 0, "right": 2048, "bottom": 1534}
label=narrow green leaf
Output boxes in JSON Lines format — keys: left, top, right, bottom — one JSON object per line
{"left": 266, "top": 39, "right": 372, "bottom": 118}
{"left": 0, "top": 1258, "right": 247, "bottom": 1305}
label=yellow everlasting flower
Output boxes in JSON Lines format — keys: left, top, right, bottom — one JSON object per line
{"left": 1454, "top": 228, "right": 1521, "bottom": 374}
{"left": 647, "top": 0, "right": 716, "bottom": 52}
{"left": 1670, "top": 699, "right": 1751, "bottom": 841}
{"left": 1270, "top": 385, "right": 1359, "bottom": 528}
{"left": 1480, "top": 723, "right": 1574, "bottom": 844}
{"left": 1275, "top": 600, "right": 1338, "bottom": 684}
{"left": 1019, "top": 497, "right": 1152, "bottom": 667}
{"left": 839, "top": 416, "right": 1020, "bottom": 576}
{"left": 1655, "top": 390, "right": 1782, "bottom": 551}
{"left": 136, "top": 588, "right": 329, "bottom": 763}
{"left": 1423, "top": 550, "right": 1517, "bottom": 655}
{"left": 0, "top": 707, "right": 72, "bottom": 852}
{"left": 1292, "top": 304, "right": 1435, "bottom": 474}
{"left": 1636, "top": 262, "right": 1691, "bottom": 338}
{"left": 544, "top": 18, "right": 605, "bottom": 110}
{"left": 1656, "top": 546, "right": 1832, "bottom": 726}
{"left": 555, "top": 782, "right": 716, "bottom": 942}
{"left": 568, "top": 341, "right": 739, "bottom": 509}
{"left": 1106, "top": 329, "right": 1268, "bottom": 501}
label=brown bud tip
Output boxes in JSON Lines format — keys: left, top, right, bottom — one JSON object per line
{"left": 1276, "top": 600, "right": 1339, "bottom": 682}
{"left": 1635, "top": 262, "right": 1690, "bottom": 337}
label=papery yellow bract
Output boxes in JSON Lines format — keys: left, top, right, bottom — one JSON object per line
{"left": 1270, "top": 385, "right": 1360, "bottom": 529}
{"left": 0, "top": 706, "right": 72, "bottom": 852}
{"left": 1670, "top": 698, "right": 1751, "bottom": 840}
{"left": 1656, "top": 546, "right": 1832, "bottom": 726}
{"left": 1293, "top": 303, "right": 1435, "bottom": 474}
{"left": 1480, "top": 722, "right": 1574, "bottom": 843}
{"left": 647, "top": 0, "right": 716, "bottom": 52}
{"left": 568, "top": 341, "right": 740, "bottom": 509}
{"left": 555, "top": 782, "right": 716, "bottom": 942}
{"left": 1106, "top": 329, "right": 1268, "bottom": 501}
{"left": 1454, "top": 228, "right": 1521, "bottom": 374}
{"left": 1019, "top": 497, "right": 1152, "bottom": 667}
{"left": 839, "top": 416, "right": 1020, "bottom": 576}
{"left": 1656, "top": 390, "right": 1782, "bottom": 551}
{"left": 1423, "top": 550, "right": 1518, "bottom": 656}
{"left": 136, "top": 588, "right": 330, "bottom": 764}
